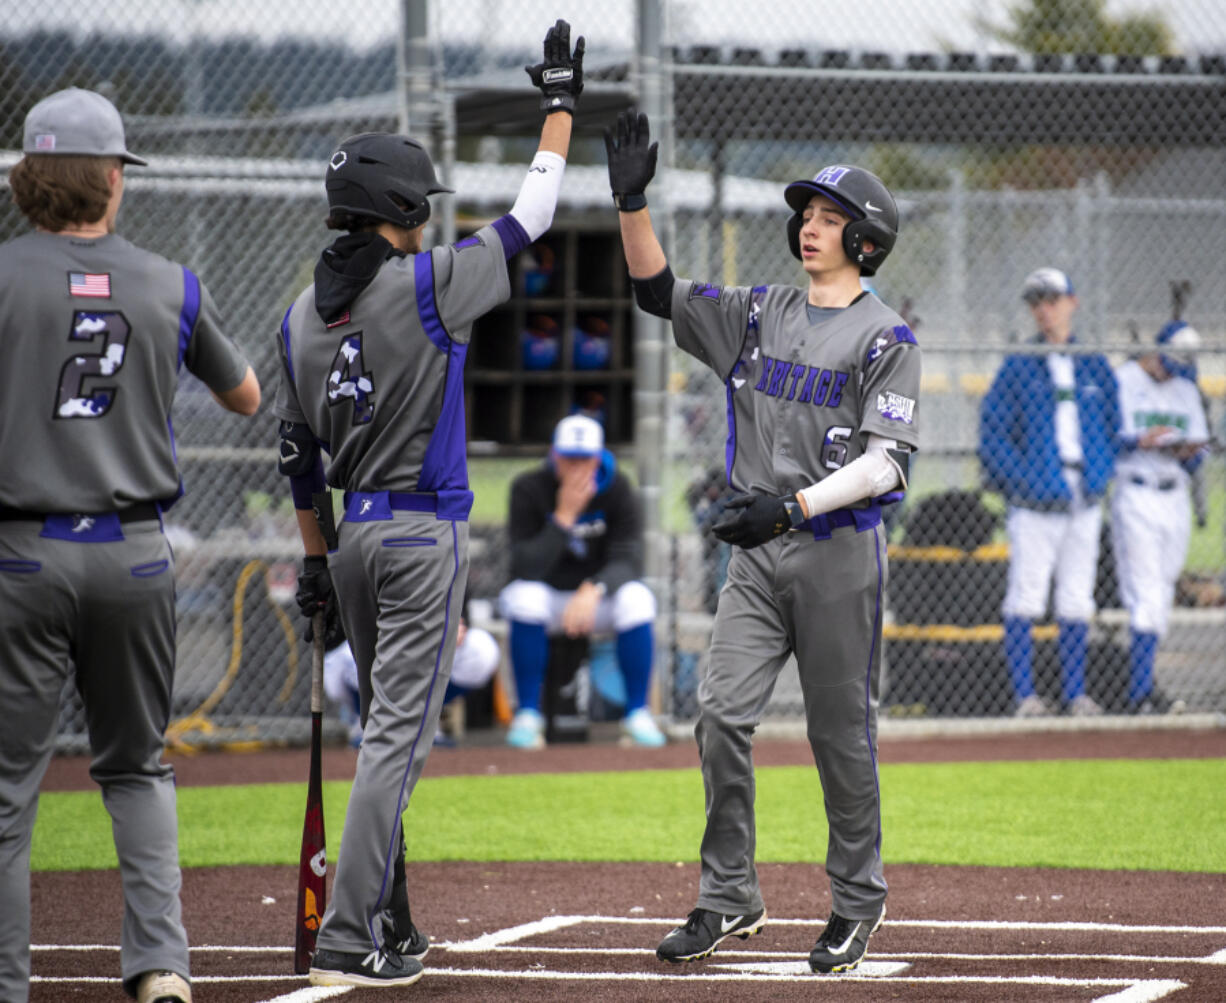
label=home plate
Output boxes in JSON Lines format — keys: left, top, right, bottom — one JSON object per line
{"left": 711, "top": 960, "right": 910, "bottom": 977}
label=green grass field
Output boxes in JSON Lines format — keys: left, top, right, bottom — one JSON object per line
{"left": 32, "top": 758, "right": 1226, "bottom": 874}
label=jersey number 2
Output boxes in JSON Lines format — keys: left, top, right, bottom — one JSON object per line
{"left": 327, "top": 332, "right": 376, "bottom": 425}
{"left": 55, "top": 311, "right": 130, "bottom": 419}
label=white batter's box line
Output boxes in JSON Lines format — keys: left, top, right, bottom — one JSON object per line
{"left": 888, "top": 919, "right": 1226, "bottom": 936}
{"left": 411, "top": 967, "right": 1190, "bottom": 998}
{"left": 461, "top": 943, "right": 1226, "bottom": 965}
{"left": 441, "top": 914, "right": 1226, "bottom": 951}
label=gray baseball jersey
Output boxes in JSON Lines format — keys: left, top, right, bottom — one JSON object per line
{"left": 0, "top": 229, "right": 250, "bottom": 1002}
{"left": 0, "top": 231, "right": 248, "bottom": 512}
{"left": 671, "top": 282, "right": 921, "bottom": 493}
{"left": 274, "top": 220, "right": 515, "bottom": 955}
{"left": 670, "top": 278, "right": 920, "bottom": 924}
{"left": 274, "top": 223, "right": 510, "bottom": 496}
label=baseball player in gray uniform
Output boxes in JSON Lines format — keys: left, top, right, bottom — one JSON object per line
{"left": 0, "top": 89, "right": 259, "bottom": 1003}
{"left": 605, "top": 111, "right": 919, "bottom": 974}
{"left": 274, "top": 20, "right": 583, "bottom": 989}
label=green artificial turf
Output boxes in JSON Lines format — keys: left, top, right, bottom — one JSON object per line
{"left": 30, "top": 758, "right": 1226, "bottom": 873}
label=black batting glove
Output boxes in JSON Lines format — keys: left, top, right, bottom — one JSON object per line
{"left": 525, "top": 19, "right": 585, "bottom": 115}
{"left": 710, "top": 493, "right": 806, "bottom": 549}
{"left": 604, "top": 109, "right": 658, "bottom": 212}
{"left": 297, "top": 555, "right": 345, "bottom": 648}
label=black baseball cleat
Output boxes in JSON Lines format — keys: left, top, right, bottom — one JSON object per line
{"left": 383, "top": 911, "right": 430, "bottom": 961}
{"left": 656, "top": 906, "right": 767, "bottom": 962}
{"left": 309, "top": 945, "right": 424, "bottom": 987}
{"left": 809, "top": 906, "right": 885, "bottom": 973}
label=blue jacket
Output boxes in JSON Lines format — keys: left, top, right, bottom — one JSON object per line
{"left": 978, "top": 344, "right": 1119, "bottom": 509}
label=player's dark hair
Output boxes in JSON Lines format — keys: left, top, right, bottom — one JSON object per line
{"left": 324, "top": 209, "right": 383, "bottom": 233}
{"left": 8, "top": 154, "right": 118, "bottom": 231}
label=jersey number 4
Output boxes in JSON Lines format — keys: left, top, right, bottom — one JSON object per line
{"left": 55, "top": 310, "right": 130, "bottom": 419}
{"left": 327, "top": 332, "right": 376, "bottom": 425}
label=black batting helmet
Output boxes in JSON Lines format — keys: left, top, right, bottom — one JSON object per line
{"left": 325, "top": 132, "right": 454, "bottom": 229}
{"left": 784, "top": 165, "right": 898, "bottom": 276}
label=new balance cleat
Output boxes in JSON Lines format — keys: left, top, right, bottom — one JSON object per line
{"left": 656, "top": 907, "right": 766, "bottom": 962}
{"left": 809, "top": 906, "right": 885, "bottom": 973}
{"left": 309, "top": 946, "right": 424, "bottom": 988}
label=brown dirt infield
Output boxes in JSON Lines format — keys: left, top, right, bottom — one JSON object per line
{"left": 31, "top": 729, "right": 1226, "bottom": 1002}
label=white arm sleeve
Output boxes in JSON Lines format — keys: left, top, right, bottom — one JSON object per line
{"left": 508, "top": 151, "right": 567, "bottom": 241}
{"left": 797, "top": 435, "right": 905, "bottom": 518}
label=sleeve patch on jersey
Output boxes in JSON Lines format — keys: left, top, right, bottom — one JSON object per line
{"left": 453, "top": 234, "right": 485, "bottom": 251}
{"left": 68, "top": 272, "right": 111, "bottom": 298}
{"left": 689, "top": 282, "right": 723, "bottom": 303}
{"left": 877, "top": 390, "right": 916, "bottom": 424}
{"left": 865, "top": 323, "right": 918, "bottom": 366}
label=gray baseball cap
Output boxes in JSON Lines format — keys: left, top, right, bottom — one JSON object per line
{"left": 23, "top": 88, "right": 147, "bottom": 166}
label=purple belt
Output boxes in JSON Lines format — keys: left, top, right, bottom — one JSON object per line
{"left": 801, "top": 503, "right": 881, "bottom": 541}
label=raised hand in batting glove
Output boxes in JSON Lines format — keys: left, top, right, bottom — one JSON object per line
{"left": 296, "top": 555, "right": 345, "bottom": 647}
{"left": 604, "top": 109, "right": 658, "bottom": 212}
{"left": 710, "top": 493, "right": 806, "bottom": 549}
{"left": 525, "top": 19, "right": 585, "bottom": 115}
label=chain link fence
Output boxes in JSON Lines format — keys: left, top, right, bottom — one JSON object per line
{"left": 2, "top": 1, "right": 1223, "bottom": 749}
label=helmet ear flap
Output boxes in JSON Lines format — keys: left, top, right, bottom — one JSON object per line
{"left": 786, "top": 212, "right": 803, "bottom": 261}
{"left": 843, "top": 218, "right": 895, "bottom": 277}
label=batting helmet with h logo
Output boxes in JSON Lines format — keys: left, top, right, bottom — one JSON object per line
{"left": 784, "top": 165, "right": 899, "bottom": 276}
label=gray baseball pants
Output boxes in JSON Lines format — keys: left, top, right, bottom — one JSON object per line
{"left": 695, "top": 521, "right": 888, "bottom": 922}
{"left": 0, "top": 518, "right": 188, "bottom": 1002}
{"left": 315, "top": 511, "right": 468, "bottom": 954}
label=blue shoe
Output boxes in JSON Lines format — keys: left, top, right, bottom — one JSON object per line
{"left": 507, "top": 708, "right": 545, "bottom": 749}
{"left": 621, "top": 708, "right": 666, "bottom": 747}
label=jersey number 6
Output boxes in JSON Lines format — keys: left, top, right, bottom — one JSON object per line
{"left": 55, "top": 310, "right": 131, "bottom": 420}
{"left": 823, "top": 425, "right": 853, "bottom": 470}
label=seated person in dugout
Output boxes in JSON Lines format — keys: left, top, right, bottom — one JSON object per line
{"left": 499, "top": 414, "right": 665, "bottom": 748}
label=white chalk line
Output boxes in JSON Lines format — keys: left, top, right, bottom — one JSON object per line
{"left": 454, "top": 943, "right": 1226, "bottom": 965}
{"left": 32, "top": 915, "right": 1215, "bottom": 1003}
{"left": 439, "top": 915, "right": 1226, "bottom": 951}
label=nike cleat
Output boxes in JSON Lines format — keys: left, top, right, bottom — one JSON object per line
{"left": 656, "top": 907, "right": 767, "bottom": 962}
{"left": 809, "top": 906, "right": 885, "bottom": 973}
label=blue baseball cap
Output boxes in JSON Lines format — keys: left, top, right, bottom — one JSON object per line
{"left": 1156, "top": 320, "right": 1200, "bottom": 381}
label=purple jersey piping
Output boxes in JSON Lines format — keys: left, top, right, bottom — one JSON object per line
{"left": 177, "top": 267, "right": 201, "bottom": 371}
{"left": 725, "top": 286, "right": 769, "bottom": 489}
{"left": 166, "top": 267, "right": 202, "bottom": 505}
{"left": 279, "top": 304, "right": 296, "bottom": 385}
{"left": 415, "top": 251, "right": 470, "bottom": 497}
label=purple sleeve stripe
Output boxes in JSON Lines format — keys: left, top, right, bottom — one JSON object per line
{"left": 279, "top": 304, "right": 296, "bottom": 384}
{"left": 492, "top": 214, "right": 531, "bottom": 259}
{"left": 177, "top": 267, "right": 201, "bottom": 371}
{"left": 289, "top": 456, "right": 325, "bottom": 510}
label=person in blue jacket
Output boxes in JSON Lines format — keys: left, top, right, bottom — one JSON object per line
{"left": 978, "top": 268, "right": 1120, "bottom": 716}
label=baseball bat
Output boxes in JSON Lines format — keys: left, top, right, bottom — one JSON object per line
{"left": 293, "top": 613, "right": 327, "bottom": 974}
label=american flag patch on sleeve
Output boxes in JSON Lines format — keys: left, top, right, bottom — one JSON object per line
{"left": 68, "top": 272, "right": 111, "bottom": 298}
